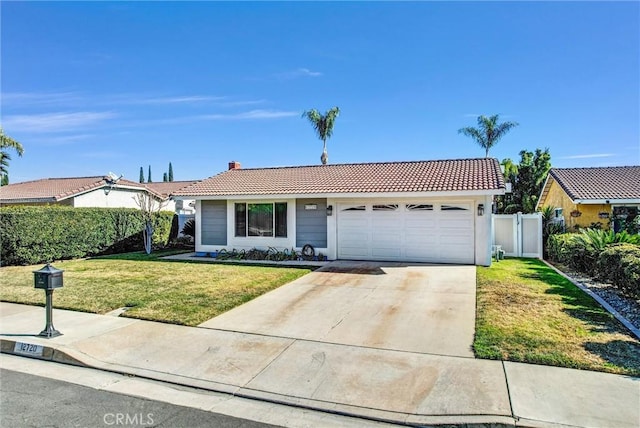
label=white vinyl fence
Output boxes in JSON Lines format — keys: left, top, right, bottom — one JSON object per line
{"left": 492, "top": 212, "right": 543, "bottom": 258}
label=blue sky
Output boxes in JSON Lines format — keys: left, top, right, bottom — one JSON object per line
{"left": 2, "top": 1, "right": 638, "bottom": 183}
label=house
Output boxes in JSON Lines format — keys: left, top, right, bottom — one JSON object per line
{"left": 173, "top": 158, "right": 506, "bottom": 266}
{"left": 0, "top": 175, "right": 196, "bottom": 212}
{"left": 536, "top": 166, "right": 640, "bottom": 231}
{"left": 144, "top": 181, "right": 198, "bottom": 215}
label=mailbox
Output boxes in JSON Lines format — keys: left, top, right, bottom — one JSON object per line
{"left": 34, "top": 264, "right": 64, "bottom": 289}
{"left": 33, "top": 263, "right": 63, "bottom": 338}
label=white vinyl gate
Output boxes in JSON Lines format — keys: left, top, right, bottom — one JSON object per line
{"left": 492, "top": 212, "right": 542, "bottom": 258}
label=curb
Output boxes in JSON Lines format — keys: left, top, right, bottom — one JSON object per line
{"left": 1, "top": 338, "right": 524, "bottom": 428}
{"left": 543, "top": 261, "right": 640, "bottom": 340}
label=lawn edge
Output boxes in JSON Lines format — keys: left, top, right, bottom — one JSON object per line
{"left": 542, "top": 260, "right": 640, "bottom": 341}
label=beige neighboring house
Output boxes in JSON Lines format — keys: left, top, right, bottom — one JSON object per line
{"left": 144, "top": 181, "right": 198, "bottom": 215}
{"left": 0, "top": 176, "right": 197, "bottom": 213}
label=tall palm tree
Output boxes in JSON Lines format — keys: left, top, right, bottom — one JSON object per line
{"left": 458, "top": 114, "right": 519, "bottom": 157}
{"left": 302, "top": 107, "right": 340, "bottom": 165}
{"left": 0, "top": 128, "right": 24, "bottom": 176}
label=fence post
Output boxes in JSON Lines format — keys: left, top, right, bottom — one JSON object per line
{"left": 516, "top": 212, "right": 523, "bottom": 257}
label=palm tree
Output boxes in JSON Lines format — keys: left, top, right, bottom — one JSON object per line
{"left": 302, "top": 107, "right": 340, "bottom": 165}
{"left": 458, "top": 114, "right": 519, "bottom": 157}
{"left": 0, "top": 127, "right": 24, "bottom": 175}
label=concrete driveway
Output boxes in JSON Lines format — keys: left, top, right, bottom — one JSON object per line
{"left": 200, "top": 261, "right": 476, "bottom": 357}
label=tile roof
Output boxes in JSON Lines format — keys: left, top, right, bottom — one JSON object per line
{"left": 548, "top": 166, "right": 640, "bottom": 201}
{"left": 144, "top": 181, "right": 199, "bottom": 198}
{"left": 174, "top": 158, "right": 505, "bottom": 197}
{"left": 0, "top": 176, "right": 148, "bottom": 203}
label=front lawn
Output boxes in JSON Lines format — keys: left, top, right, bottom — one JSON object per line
{"left": 475, "top": 258, "right": 640, "bottom": 376}
{"left": 0, "top": 251, "right": 311, "bottom": 326}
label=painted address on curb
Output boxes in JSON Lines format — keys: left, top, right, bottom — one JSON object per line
{"left": 13, "top": 342, "right": 44, "bottom": 357}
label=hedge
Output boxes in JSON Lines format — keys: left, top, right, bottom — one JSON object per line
{"left": 596, "top": 243, "right": 640, "bottom": 299}
{"left": 0, "top": 206, "right": 173, "bottom": 266}
{"left": 547, "top": 232, "right": 640, "bottom": 299}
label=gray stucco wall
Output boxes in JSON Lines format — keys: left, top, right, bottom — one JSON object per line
{"left": 201, "top": 200, "right": 227, "bottom": 245}
{"left": 296, "top": 198, "right": 327, "bottom": 248}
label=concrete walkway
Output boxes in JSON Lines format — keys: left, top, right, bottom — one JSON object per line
{"left": 1, "top": 302, "right": 638, "bottom": 427}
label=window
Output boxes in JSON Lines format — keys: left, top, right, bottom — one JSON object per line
{"left": 235, "top": 202, "right": 287, "bottom": 238}
{"left": 235, "top": 203, "right": 246, "bottom": 237}
{"left": 342, "top": 205, "right": 366, "bottom": 211}
{"left": 441, "top": 204, "right": 470, "bottom": 211}
{"left": 373, "top": 204, "right": 399, "bottom": 211}
{"left": 406, "top": 204, "right": 433, "bottom": 211}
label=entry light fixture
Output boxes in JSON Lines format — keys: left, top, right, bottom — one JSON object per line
{"left": 326, "top": 205, "right": 333, "bottom": 216}
{"left": 477, "top": 204, "right": 484, "bottom": 216}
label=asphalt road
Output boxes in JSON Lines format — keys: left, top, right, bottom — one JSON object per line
{"left": 0, "top": 369, "right": 278, "bottom": 428}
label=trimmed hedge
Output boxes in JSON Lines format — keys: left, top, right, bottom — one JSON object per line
{"left": 596, "top": 243, "right": 640, "bottom": 299}
{"left": 0, "top": 206, "right": 173, "bottom": 266}
{"left": 547, "top": 232, "right": 640, "bottom": 299}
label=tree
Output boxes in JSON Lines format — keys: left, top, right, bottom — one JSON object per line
{"left": 302, "top": 107, "right": 340, "bottom": 165}
{"left": 139, "top": 167, "right": 145, "bottom": 183}
{"left": 458, "top": 114, "right": 519, "bottom": 157}
{"left": 163, "top": 172, "right": 168, "bottom": 182}
{"left": 168, "top": 162, "right": 174, "bottom": 182}
{"left": 0, "top": 127, "right": 24, "bottom": 176}
{"left": 1, "top": 152, "right": 11, "bottom": 185}
{"left": 133, "top": 193, "right": 168, "bottom": 254}
{"left": 147, "top": 165, "right": 152, "bottom": 183}
{"left": 501, "top": 148, "right": 552, "bottom": 214}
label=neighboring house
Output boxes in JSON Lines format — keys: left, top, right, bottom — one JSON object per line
{"left": 0, "top": 175, "right": 192, "bottom": 211}
{"left": 536, "top": 166, "right": 640, "bottom": 231}
{"left": 173, "top": 158, "right": 505, "bottom": 266}
{"left": 144, "top": 181, "right": 198, "bottom": 214}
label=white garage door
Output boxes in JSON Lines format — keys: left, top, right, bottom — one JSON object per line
{"left": 337, "top": 201, "right": 475, "bottom": 264}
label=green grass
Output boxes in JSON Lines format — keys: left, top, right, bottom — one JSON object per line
{"left": 475, "top": 258, "right": 640, "bottom": 376}
{"left": 0, "top": 250, "right": 311, "bottom": 326}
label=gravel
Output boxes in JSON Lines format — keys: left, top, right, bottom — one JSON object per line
{"left": 553, "top": 264, "right": 640, "bottom": 330}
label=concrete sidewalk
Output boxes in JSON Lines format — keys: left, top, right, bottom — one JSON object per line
{"left": 1, "top": 302, "right": 638, "bottom": 428}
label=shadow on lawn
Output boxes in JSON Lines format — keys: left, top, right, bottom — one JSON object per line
{"left": 518, "top": 260, "right": 623, "bottom": 335}
{"left": 584, "top": 340, "right": 640, "bottom": 377}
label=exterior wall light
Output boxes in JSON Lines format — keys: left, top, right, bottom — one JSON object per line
{"left": 326, "top": 205, "right": 333, "bottom": 216}
{"left": 477, "top": 204, "right": 484, "bottom": 216}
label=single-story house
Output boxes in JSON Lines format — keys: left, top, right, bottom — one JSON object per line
{"left": 0, "top": 175, "right": 197, "bottom": 213}
{"left": 173, "top": 158, "right": 506, "bottom": 266}
{"left": 536, "top": 166, "right": 640, "bottom": 231}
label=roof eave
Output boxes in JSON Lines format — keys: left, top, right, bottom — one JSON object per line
{"left": 573, "top": 198, "right": 640, "bottom": 205}
{"left": 175, "top": 188, "right": 505, "bottom": 200}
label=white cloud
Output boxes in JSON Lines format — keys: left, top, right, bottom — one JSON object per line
{"left": 3, "top": 112, "right": 116, "bottom": 133}
{"left": 1, "top": 91, "right": 84, "bottom": 107}
{"left": 276, "top": 68, "right": 323, "bottom": 80}
{"left": 123, "top": 95, "right": 226, "bottom": 105}
{"left": 202, "top": 109, "right": 299, "bottom": 120}
{"left": 559, "top": 153, "right": 616, "bottom": 159}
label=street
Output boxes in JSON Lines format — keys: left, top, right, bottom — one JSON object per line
{"left": 1, "top": 368, "right": 277, "bottom": 428}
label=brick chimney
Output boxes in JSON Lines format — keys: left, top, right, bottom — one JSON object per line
{"left": 228, "top": 161, "right": 241, "bottom": 170}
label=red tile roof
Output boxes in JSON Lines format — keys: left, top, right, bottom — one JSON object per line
{"left": 548, "top": 166, "right": 640, "bottom": 201}
{"left": 174, "top": 158, "right": 505, "bottom": 197}
{"left": 0, "top": 176, "right": 149, "bottom": 203}
{"left": 144, "top": 181, "right": 199, "bottom": 198}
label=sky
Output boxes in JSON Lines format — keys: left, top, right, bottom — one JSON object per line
{"left": 1, "top": 1, "right": 638, "bottom": 184}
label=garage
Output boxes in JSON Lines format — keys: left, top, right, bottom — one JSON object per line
{"left": 337, "top": 201, "right": 475, "bottom": 264}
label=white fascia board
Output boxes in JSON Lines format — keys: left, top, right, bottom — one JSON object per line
{"left": 180, "top": 189, "right": 505, "bottom": 201}
{"left": 573, "top": 198, "right": 640, "bottom": 205}
{"left": 535, "top": 174, "right": 553, "bottom": 211}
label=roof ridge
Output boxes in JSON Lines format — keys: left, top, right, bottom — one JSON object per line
{"left": 552, "top": 165, "right": 640, "bottom": 171}
{"left": 224, "top": 157, "right": 497, "bottom": 172}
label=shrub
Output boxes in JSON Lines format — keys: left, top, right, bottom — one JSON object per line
{"left": 547, "top": 233, "right": 578, "bottom": 264}
{"left": 0, "top": 206, "right": 173, "bottom": 266}
{"left": 596, "top": 243, "right": 640, "bottom": 299}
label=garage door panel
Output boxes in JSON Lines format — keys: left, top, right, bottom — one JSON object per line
{"left": 372, "top": 247, "right": 402, "bottom": 258}
{"left": 338, "top": 201, "right": 475, "bottom": 264}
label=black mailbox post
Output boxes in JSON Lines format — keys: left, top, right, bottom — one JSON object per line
{"left": 33, "top": 264, "right": 64, "bottom": 338}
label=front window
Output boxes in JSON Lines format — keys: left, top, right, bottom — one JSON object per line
{"left": 235, "top": 202, "right": 287, "bottom": 237}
